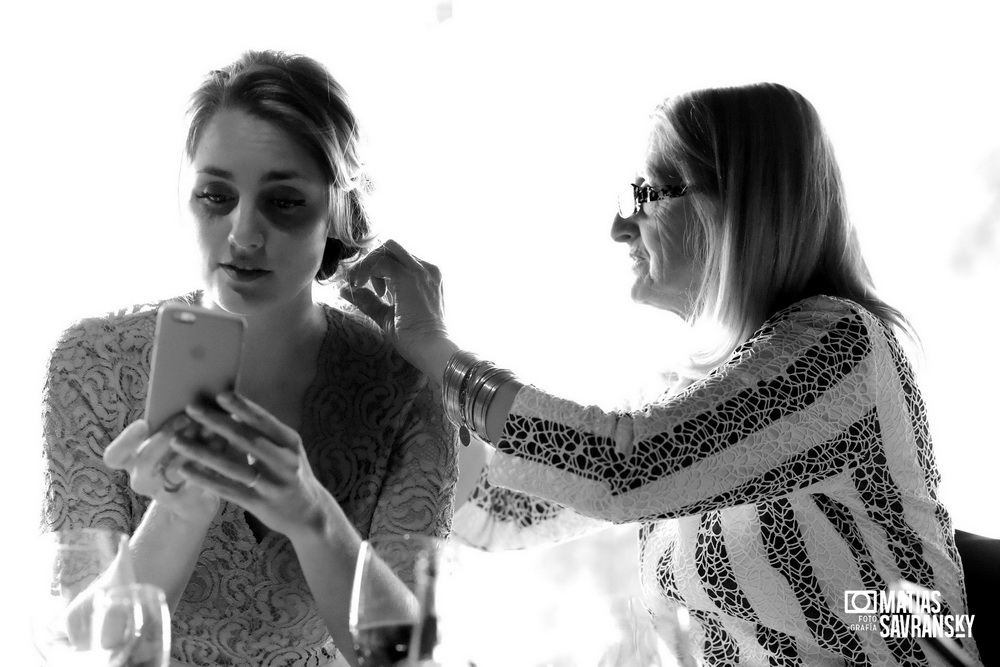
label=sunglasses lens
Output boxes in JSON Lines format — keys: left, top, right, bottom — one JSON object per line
{"left": 617, "top": 183, "right": 636, "bottom": 218}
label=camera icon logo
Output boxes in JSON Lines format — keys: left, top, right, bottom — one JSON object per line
{"left": 844, "top": 590, "right": 877, "bottom": 614}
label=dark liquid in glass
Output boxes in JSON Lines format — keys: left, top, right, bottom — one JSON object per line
{"left": 353, "top": 617, "right": 438, "bottom": 666}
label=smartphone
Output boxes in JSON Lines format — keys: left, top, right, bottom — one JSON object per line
{"left": 144, "top": 302, "right": 246, "bottom": 432}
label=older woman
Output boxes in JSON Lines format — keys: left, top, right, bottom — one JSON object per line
{"left": 41, "top": 50, "right": 457, "bottom": 666}
{"left": 342, "top": 83, "right": 979, "bottom": 666}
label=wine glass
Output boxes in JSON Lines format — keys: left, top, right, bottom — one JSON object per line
{"left": 653, "top": 604, "right": 697, "bottom": 667}
{"left": 598, "top": 597, "right": 694, "bottom": 667}
{"left": 30, "top": 527, "right": 130, "bottom": 666}
{"left": 90, "top": 583, "right": 170, "bottom": 667}
{"left": 349, "top": 534, "right": 462, "bottom": 667}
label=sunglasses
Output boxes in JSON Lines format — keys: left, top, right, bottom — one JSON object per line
{"left": 617, "top": 182, "right": 688, "bottom": 218}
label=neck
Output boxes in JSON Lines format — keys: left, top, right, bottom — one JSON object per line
{"left": 202, "top": 289, "right": 327, "bottom": 376}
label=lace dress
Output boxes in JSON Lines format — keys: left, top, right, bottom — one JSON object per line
{"left": 454, "top": 295, "right": 979, "bottom": 667}
{"left": 41, "top": 293, "right": 458, "bottom": 666}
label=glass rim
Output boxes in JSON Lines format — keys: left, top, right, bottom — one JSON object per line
{"left": 94, "top": 582, "right": 166, "bottom": 597}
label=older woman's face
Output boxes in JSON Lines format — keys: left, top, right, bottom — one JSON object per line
{"left": 610, "top": 164, "right": 704, "bottom": 318}
{"left": 186, "top": 109, "right": 330, "bottom": 316}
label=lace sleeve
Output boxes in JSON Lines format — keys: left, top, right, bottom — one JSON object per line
{"left": 367, "top": 376, "right": 459, "bottom": 542}
{"left": 489, "top": 298, "right": 884, "bottom": 523}
{"left": 40, "top": 319, "right": 147, "bottom": 535}
{"left": 452, "top": 464, "right": 608, "bottom": 551}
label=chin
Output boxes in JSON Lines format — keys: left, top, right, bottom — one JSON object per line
{"left": 631, "top": 282, "right": 691, "bottom": 318}
{"left": 206, "top": 283, "right": 271, "bottom": 316}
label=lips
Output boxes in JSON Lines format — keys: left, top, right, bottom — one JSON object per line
{"left": 219, "top": 262, "right": 270, "bottom": 282}
{"left": 629, "top": 251, "right": 649, "bottom": 266}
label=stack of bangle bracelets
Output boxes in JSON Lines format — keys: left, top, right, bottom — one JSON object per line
{"left": 442, "top": 350, "right": 517, "bottom": 446}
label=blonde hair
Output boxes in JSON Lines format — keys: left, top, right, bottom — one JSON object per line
{"left": 648, "top": 83, "right": 911, "bottom": 372}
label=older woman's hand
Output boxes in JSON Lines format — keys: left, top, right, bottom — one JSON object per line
{"left": 103, "top": 417, "right": 221, "bottom": 523}
{"left": 169, "top": 392, "right": 328, "bottom": 541}
{"left": 340, "top": 239, "right": 454, "bottom": 375}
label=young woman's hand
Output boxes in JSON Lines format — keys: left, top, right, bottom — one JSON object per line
{"left": 169, "top": 392, "right": 330, "bottom": 541}
{"left": 103, "top": 417, "right": 221, "bottom": 523}
{"left": 340, "top": 239, "right": 454, "bottom": 375}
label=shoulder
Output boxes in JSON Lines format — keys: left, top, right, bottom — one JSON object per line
{"left": 319, "top": 301, "right": 425, "bottom": 387}
{"left": 756, "top": 295, "right": 880, "bottom": 348}
{"left": 48, "top": 292, "right": 199, "bottom": 376}
{"left": 714, "top": 295, "right": 882, "bottom": 380}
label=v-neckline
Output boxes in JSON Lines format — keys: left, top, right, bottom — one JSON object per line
{"left": 236, "top": 305, "right": 337, "bottom": 548}
{"left": 244, "top": 509, "right": 271, "bottom": 545}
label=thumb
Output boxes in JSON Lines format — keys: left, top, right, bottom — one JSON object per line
{"left": 103, "top": 419, "right": 150, "bottom": 468}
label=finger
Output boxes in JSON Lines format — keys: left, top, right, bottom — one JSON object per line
{"left": 132, "top": 414, "right": 191, "bottom": 466}
{"left": 381, "top": 238, "right": 429, "bottom": 273}
{"left": 103, "top": 420, "right": 150, "bottom": 468}
{"left": 125, "top": 416, "right": 199, "bottom": 495}
{"left": 215, "top": 392, "right": 300, "bottom": 450}
{"left": 182, "top": 400, "right": 293, "bottom": 474}
{"left": 186, "top": 393, "right": 301, "bottom": 483}
{"left": 339, "top": 285, "right": 394, "bottom": 328}
{"left": 374, "top": 239, "right": 444, "bottom": 291}
{"left": 170, "top": 434, "right": 263, "bottom": 488}
{"left": 347, "top": 243, "right": 390, "bottom": 287}
{"left": 178, "top": 460, "right": 261, "bottom": 503}
{"left": 349, "top": 245, "right": 412, "bottom": 288}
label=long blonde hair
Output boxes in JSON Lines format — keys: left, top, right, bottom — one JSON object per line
{"left": 648, "top": 83, "right": 911, "bottom": 372}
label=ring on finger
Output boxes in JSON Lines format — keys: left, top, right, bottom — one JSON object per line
{"left": 246, "top": 466, "right": 261, "bottom": 490}
{"left": 157, "top": 456, "right": 186, "bottom": 494}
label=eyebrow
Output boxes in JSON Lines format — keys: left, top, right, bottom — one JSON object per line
{"left": 197, "top": 167, "right": 305, "bottom": 182}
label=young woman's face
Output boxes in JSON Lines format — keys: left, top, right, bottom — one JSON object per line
{"left": 187, "top": 109, "right": 331, "bottom": 316}
{"left": 609, "top": 162, "right": 704, "bottom": 318}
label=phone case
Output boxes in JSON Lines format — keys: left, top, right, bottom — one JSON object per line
{"left": 144, "top": 302, "right": 246, "bottom": 432}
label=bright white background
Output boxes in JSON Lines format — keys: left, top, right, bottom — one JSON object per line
{"left": 2, "top": 0, "right": 998, "bottom": 660}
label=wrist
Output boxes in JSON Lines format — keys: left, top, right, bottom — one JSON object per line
{"left": 155, "top": 495, "right": 220, "bottom": 528}
{"left": 413, "top": 337, "right": 459, "bottom": 386}
{"left": 440, "top": 349, "right": 522, "bottom": 446}
{"left": 286, "top": 492, "right": 351, "bottom": 547}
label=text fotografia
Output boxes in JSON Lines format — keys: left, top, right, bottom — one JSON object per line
{"left": 844, "top": 590, "right": 975, "bottom": 639}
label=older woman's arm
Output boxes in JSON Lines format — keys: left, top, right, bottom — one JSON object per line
{"left": 484, "top": 299, "right": 883, "bottom": 522}
{"left": 343, "top": 246, "right": 886, "bottom": 522}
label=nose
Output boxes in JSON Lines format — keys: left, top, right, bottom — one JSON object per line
{"left": 610, "top": 212, "right": 638, "bottom": 244}
{"left": 228, "top": 202, "right": 265, "bottom": 250}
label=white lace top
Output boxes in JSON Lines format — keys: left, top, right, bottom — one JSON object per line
{"left": 41, "top": 293, "right": 458, "bottom": 666}
{"left": 454, "top": 296, "right": 979, "bottom": 666}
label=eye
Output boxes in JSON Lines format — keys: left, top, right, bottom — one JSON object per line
{"left": 270, "top": 197, "right": 307, "bottom": 211}
{"left": 194, "top": 192, "right": 235, "bottom": 206}
{"left": 192, "top": 189, "right": 237, "bottom": 217}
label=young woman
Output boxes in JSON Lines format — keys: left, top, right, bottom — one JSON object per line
{"left": 41, "top": 50, "right": 458, "bottom": 666}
